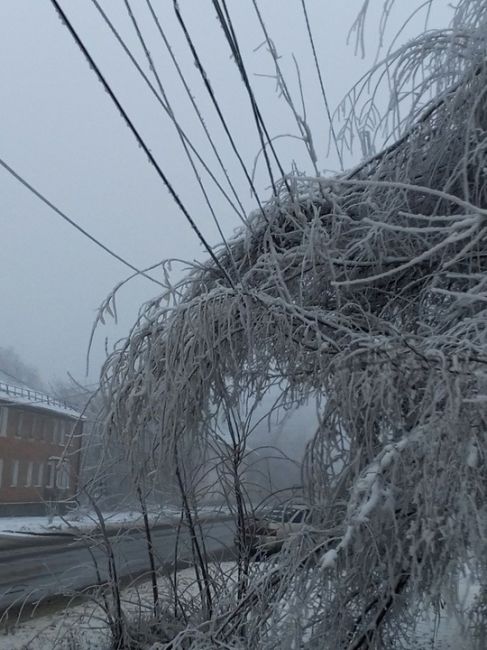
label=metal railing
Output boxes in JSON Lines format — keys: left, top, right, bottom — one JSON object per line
{"left": 0, "top": 381, "right": 72, "bottom": 412}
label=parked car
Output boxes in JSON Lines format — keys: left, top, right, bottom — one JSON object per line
{"left": 237, "top": 504, "right": 311, "bottom": 556}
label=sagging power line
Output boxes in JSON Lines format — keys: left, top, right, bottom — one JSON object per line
{"left": 50, "top": 0, "right": 236, "bottom": 289}
{"left": 0, "top": 156, "right": 163, "bottom": 287}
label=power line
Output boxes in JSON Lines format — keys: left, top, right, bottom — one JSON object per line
{"left": 0, "top": 156, "right": 163, "bottom": 287}
{"left": 50, "top": 0, "right": 235, "bottom": 289}
{"left": 144, "top": 0, "right": 248, "bottom": 222}
{"left": 213, "top": 0, "right": 291, "bottom": 196}
{"left": 300, "top": 0, "right": 344, "bottom": 171}
{"left": 172, "top": 0, "right": 269, "bottom": 224}
{"left": 122, "top": 0, "right": 237, "bottom": 266}
{"left": 90, "top": 0, "right": 248, "bottom": 228}
{"left": 212, "top": 0, "right": 277, "bottom": 195}
{"left": 251, "top": 0, "right": 319, "bottom": 176}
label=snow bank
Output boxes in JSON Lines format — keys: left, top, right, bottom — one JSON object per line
{"left": 0, "top": 504, "right": 231, "bottom": 537}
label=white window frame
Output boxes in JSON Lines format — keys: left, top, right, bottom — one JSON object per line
{"left": 64, "top": 461, "right": 70, "bottom": 489}
{"left": 56, "top": 461, "right": 69, "bottom": 490}
{"left": 35, "top": 462, "right": 44, "bottom": 488}
{"left": 25, "top": 461, "right": 33, "bottom": 487}
{"left": 46, "top": 463, "right": 53, "bottom": 489}
{"left": 59, "top": 421, "right": 65, "bottom": 446}
{"left": 0, "top": 407, "right": 7, "bottom": 436}
{"left": 34, "top": 417, "right": 42, "bottom": 441}
{"left": 27, "top": 415, "right": 35, "bottom": 440}
{"left": 46, "top": 459, "right": 57, "bottom": 489}
{"left": 24, "top": 413, "right": 33, "bottom": 440}
{"left": 10, "top": 460, "right": 19, "bottom": 487}
{"left": 45, "top": 418, "right": 52, "bottom": 444}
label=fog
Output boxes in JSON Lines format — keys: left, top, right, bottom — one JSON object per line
{"left": 0, "top": 0, "right": 452, "bottom": 387}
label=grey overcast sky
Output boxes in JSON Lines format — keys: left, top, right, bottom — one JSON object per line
{"left": 0, "top": 0, "right": 452, "bottom": 388}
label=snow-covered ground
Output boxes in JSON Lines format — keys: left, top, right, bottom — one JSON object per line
{"left": 1, "top": 562, "right": 478, "bottom": 650}
{"left": 2, "top": 563, "right": 234, "bottom": 650}
{"left": 0, "top": 505, "right": 232, "bottom": 537}
{"left": 0, "top": 509, "right": 178, "bottom": 536}
{"left": 415, "top": 606, "right": 476, "bottom": 650}
{"left": 0, "top": 509, "right": 477, "bottom": 650}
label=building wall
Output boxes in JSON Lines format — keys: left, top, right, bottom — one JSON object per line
{"left": 0, "top": 403, "right": 82, "bottom": 508}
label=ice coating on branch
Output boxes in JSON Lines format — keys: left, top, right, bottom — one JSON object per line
{"left": 97, "top": 1, "right": 487, "bottom": 647}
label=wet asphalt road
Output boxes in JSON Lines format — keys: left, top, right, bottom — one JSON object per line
{"left": 0, "top": 518, "right": 235, "bottom": 611}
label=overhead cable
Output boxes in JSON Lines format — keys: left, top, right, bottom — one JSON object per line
{"left": 50, "top": 0, "right": 236, "bottom": 289}
{"left": 0, "top": 156, "right": 163, "bottom": 287}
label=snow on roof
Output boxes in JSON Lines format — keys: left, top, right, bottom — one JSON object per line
{"left": 0, "top": 371, "right": 82, "bottom": 419}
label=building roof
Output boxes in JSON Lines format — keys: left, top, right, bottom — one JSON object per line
{"left": 0, "top": 371, "right": 82, "bottom": 419}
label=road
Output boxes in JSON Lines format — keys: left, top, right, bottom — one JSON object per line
{"left": 0, "top": 518, "right": 235, "bottom": 611}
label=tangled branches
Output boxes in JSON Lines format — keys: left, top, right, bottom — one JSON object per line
{"left": 99, "top": 1, "right": 487, "bottom": 647}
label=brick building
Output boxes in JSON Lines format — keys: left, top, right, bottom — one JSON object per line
{"left": 0, "top": 372, "right": 83, "bottom": 516}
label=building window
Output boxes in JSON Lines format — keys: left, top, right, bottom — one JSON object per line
{"left": 25, "top": 461, "right": 33, "bottom": 487}
{"left": 0, "top": 408, "right": 7, "bottom": 436}
{"left": 59, "top": 421, "right": 65, "bottom": 445}
{"left": 46, "top": 461, "right": 56, "bottom": 489}
{"left": 10, "top": 460, "right": 19, "bottom": 487}
{"left": 7, "top": 410, "right": 19, "bottom": 437}
{"left": 44, "top": 418, "right": 53, "bottom": 444}
{"left": 44, "top": 418, "right": 54, "bottom": 442}
{"left": 21, "top": 413, "right": 34, "bottom": 439}
{"left": 16, "top": 413, "right": 23, "bottom": 438}
{"left": 34, "top": 417, "right": 43, "bottom": 441}
{"left": 56, "top": 461, "right": 70, "bottom": 490}
{"left": 35, "top": 462, "right": 44, "bottom": 488}
{"left": 51, "top": 420, "right": 61, "bottom": 445}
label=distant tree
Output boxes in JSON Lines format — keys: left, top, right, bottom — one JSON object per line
{"left": 0, "top": 346, "right": 45, "bottom": 391}
{"left": 51, "top": 377, "right": 95, "bottom": 412}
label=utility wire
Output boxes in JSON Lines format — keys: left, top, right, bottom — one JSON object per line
{"left": 213, "top": 0, "right": 292, "bottom": 196}
{"left": 122, "top": 0, "right": 237, "bottom": 268}
{"left": 144, "top": 0, "right": 248, "bottom": 223}
{"left": 251, "top": 0, "right": 319, "bottom": 176}
{"left": 172, "top": 0, "right": 269, "bottom": 224}
{"left": 90, "top": 0, "right": 247, "bottom": 228}
{"left": 0, "top": 156, "right": 163, "bottom": 287}
{"left": 212, "top": 0, "right": 276, "bottom": 196}
{"left": 300, "top": 0, "right": 344, "bottom": 171}
{"left": 50, "top": 0, "right": 235, "bottom": 289}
